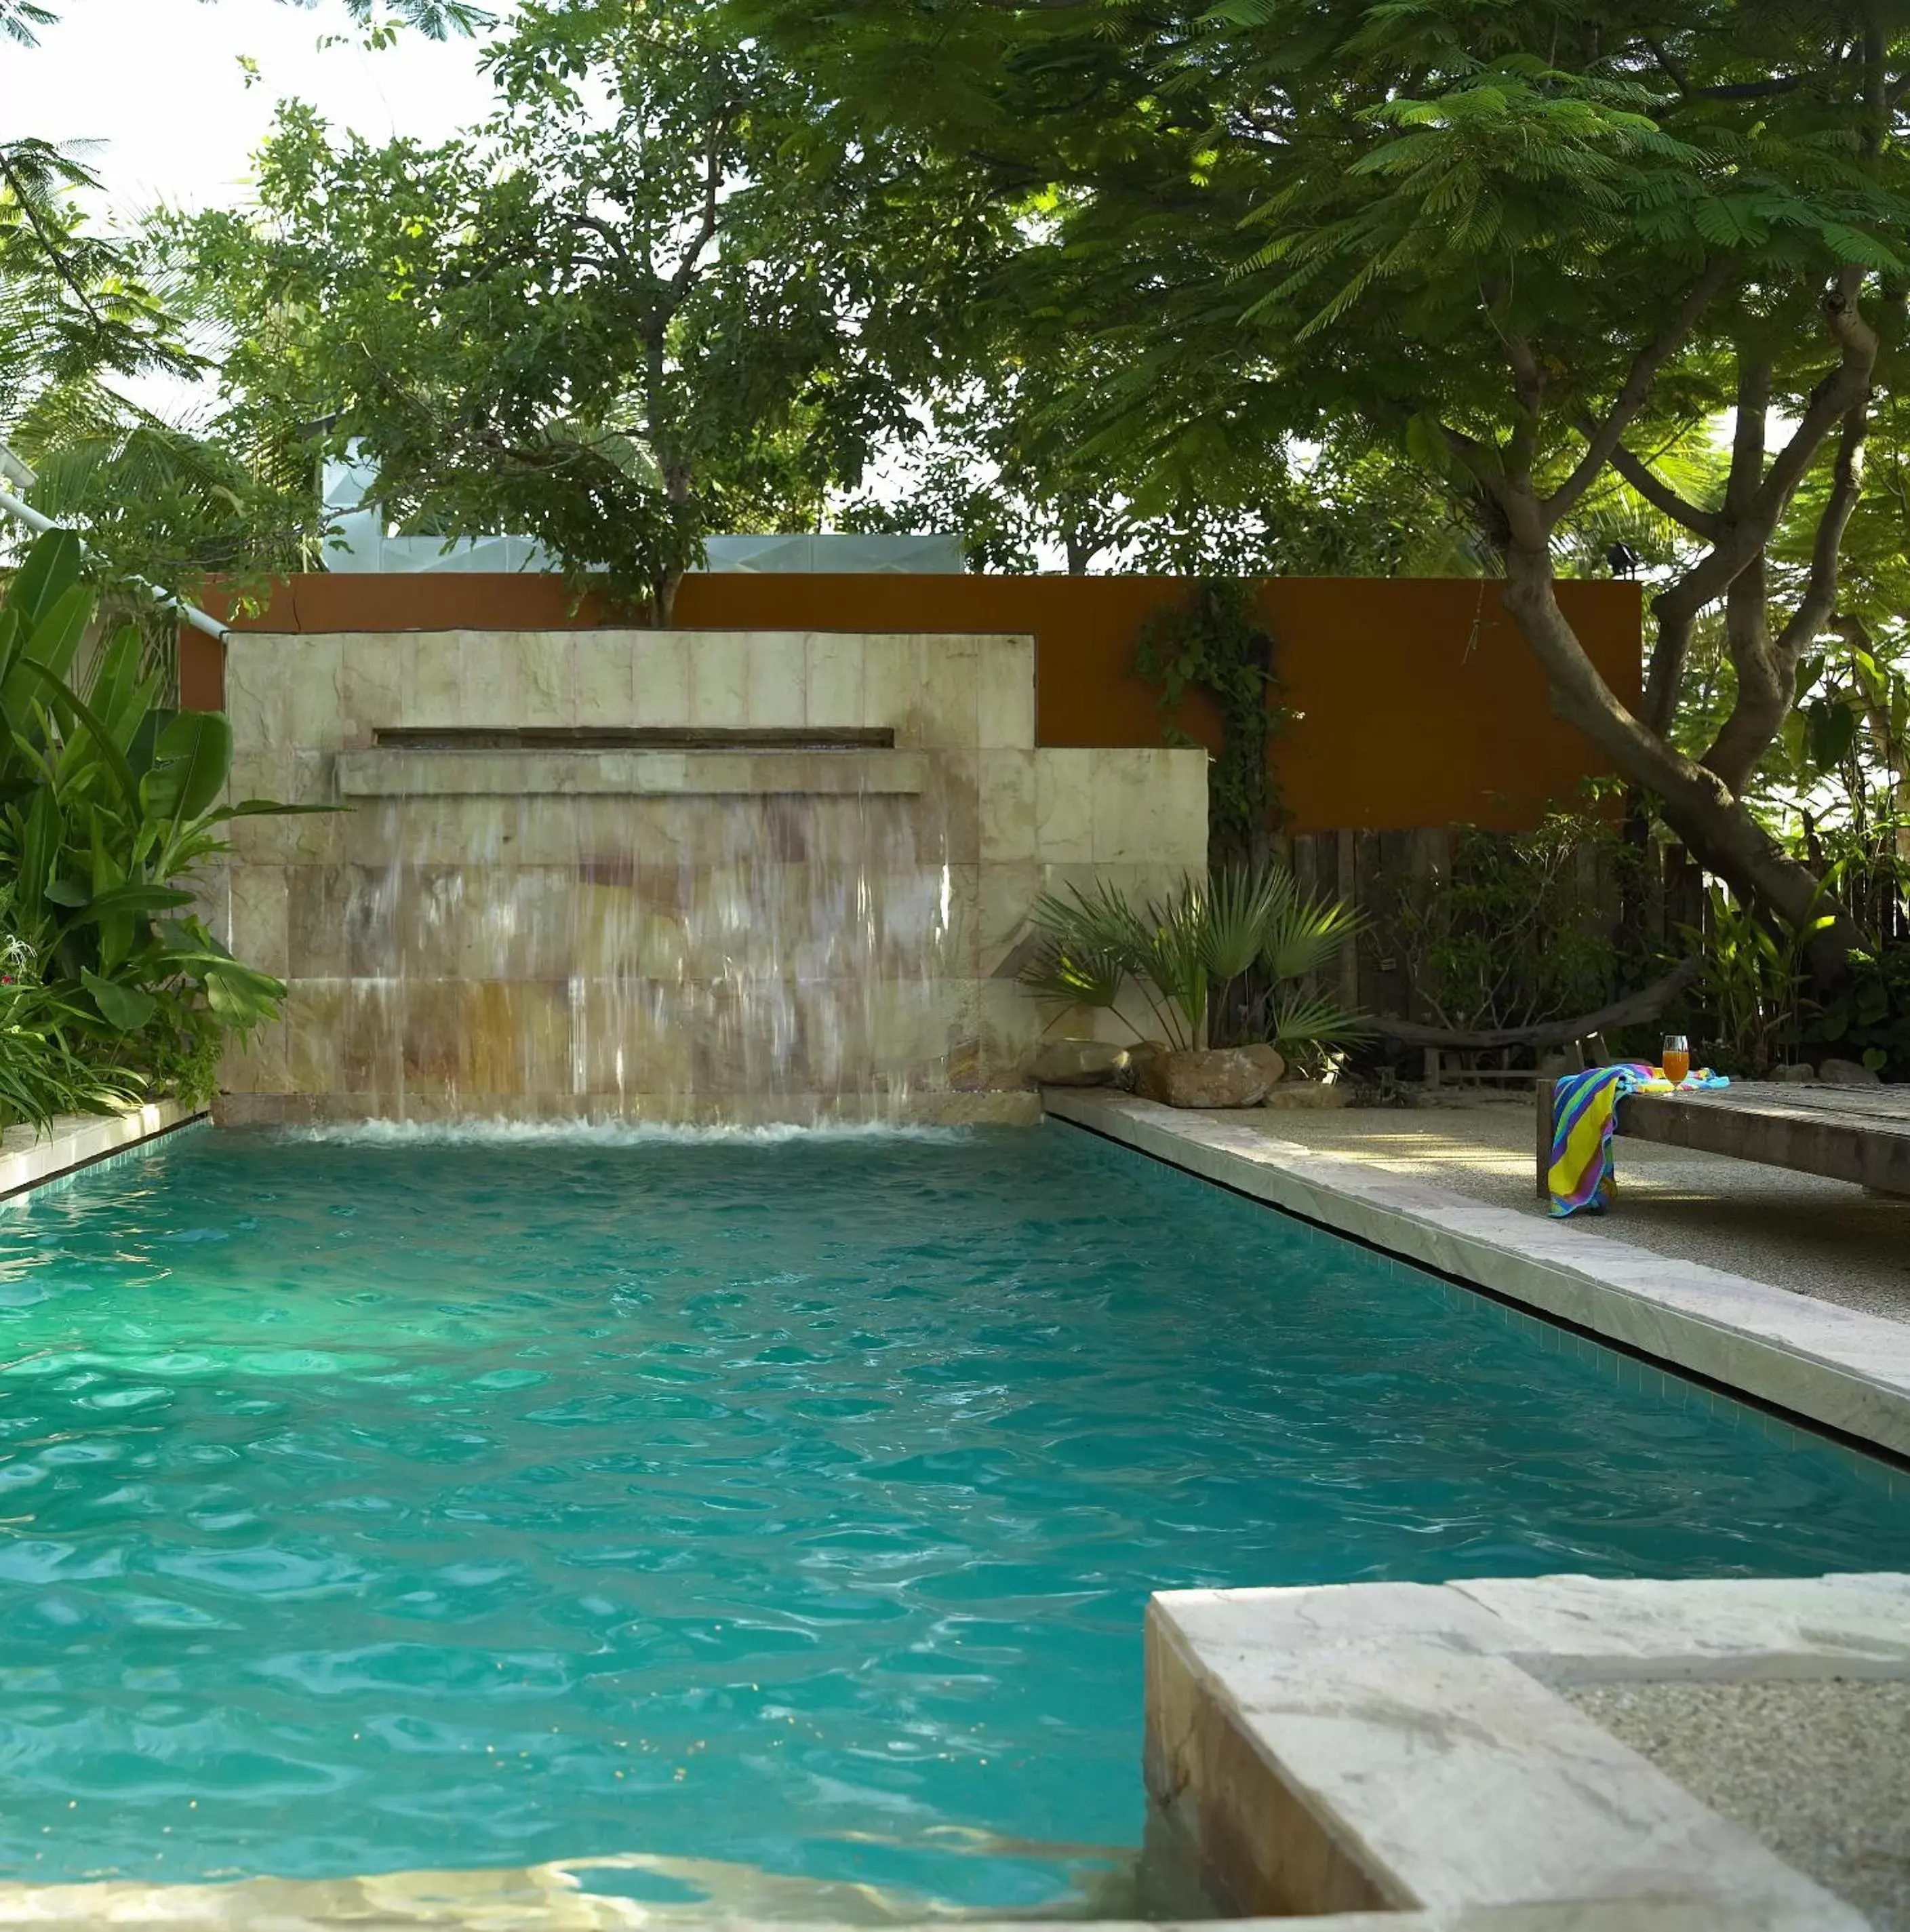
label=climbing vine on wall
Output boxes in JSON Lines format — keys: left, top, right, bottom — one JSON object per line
{"left": 1134, "top": 578, "right": 1288, "bottom": 866}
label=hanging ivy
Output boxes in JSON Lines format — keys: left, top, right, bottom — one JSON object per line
{"left": 1134, "top": 578, "right": 1288, "bottom": 866}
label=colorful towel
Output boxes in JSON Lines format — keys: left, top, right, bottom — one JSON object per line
{"left": 1547, "top": 1063, "right": 1731, "bottom": 1216}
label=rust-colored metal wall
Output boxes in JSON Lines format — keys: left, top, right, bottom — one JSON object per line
{"left": 188, "top": 571, "right": 1640, "bottom": 834}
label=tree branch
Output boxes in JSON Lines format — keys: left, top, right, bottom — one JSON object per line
{"left": 1499, "top": 324, "right": 1545, "bottom": 479}
{"left": 1641, "top": 275, "right": 1884, "bottom": 738}
{"left": 669, "top": 111, "right": 731, "bottom": 307}
{"left": 1773, "top": 400, "right": 1869, "bottom": 665}
{"left": 1543, "top": 257, "right": 1730, "bottom": 526}
{"left": 1604, "top": 437, "right": 1722, "bottom": 540}
{"left": 1747, "top": 268, "right": 1877, "bottom": 527}
{"left": 0, "top": 145, "right": 108, "bottom": 331}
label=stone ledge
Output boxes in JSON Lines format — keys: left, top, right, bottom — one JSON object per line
{"left": 0, "top": 1099, "right": 205, "bottom": 1201}
{"left": 1042, "top": 1088, "right": 1910, "bottom": 1458}
{"left": 1147, "top": 1573, "right": 1909, "bottom": 1927}
{"left": 334, "top": 747, "right": 930, "bottom": 797}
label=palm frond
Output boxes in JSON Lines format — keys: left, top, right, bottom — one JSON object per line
{"left": 1260, "top": 888, "right": 1364, "bottom": 983}
{"left": 1199, "top": 863, "right": 1288, "bottom": 982}
{"left": 1267, "top": 990, "right": 1372, "bottom": 1050}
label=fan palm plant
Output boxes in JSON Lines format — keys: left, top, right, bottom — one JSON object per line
{"left": 1020, "top": 863, "right": 1366, "bottom": 1055}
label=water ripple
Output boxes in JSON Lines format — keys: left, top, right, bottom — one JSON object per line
{"left": 0, "top": 1124, "right": 1901, "bottom": 1908}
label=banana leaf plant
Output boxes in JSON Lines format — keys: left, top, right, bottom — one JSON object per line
{"left": 0, "top": 528, "right": 315, "bottom": 1115}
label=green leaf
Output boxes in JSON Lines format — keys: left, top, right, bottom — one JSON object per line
{"left": 126, "top": 706, "right": 173, "bottom": 781}
{"left": 16, "top": 785, "right": 64, "bottom": 924}
{"left": 86, "top": 624, "right": 146, "bottom": 746}
{"left": 9, "top": 658, "right": 141, "bottom": 810}
{"left": 66, "top": 884, "right": 197, "bottom": 925}
{"left": 0, "top": 582, "right": 93, "bottom": 721}
{"left": 203, "top": 961, "right": 285, "bottom": 1029}
{"left": 41, "top": 878, "right": 88, "bottom": 907}
{"left": 81, "top": 968, "right": 157, "bottom": 1033}
{"left": 8, "top": 528, "right": 83, "bottom": 630}
{"left": 150, "top": 710, "right": 234, "bottom": 822}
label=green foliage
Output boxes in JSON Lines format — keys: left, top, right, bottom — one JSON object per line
{"left": 0, "top": 941, "right": 140, "bottom": 1130}
{"left": 1808, "top": 943, "right": 1910, "bottom": 1081}
{"left": 1020, "top": 863, "right": 1365, "bottom": 1055}
{"left": 167, "top": 0, "right": 1010, "bottom": 618}
{"left": 0, "top": 0, "right": 488, "bottom": 45}
{"left": 0, "top": 141, "right": 189, "bottom": 416}
{"left": 0, "top": 530, "right": 304, "bottom": 1125}
{"left": 1393, "top": 816, "right": 1642, "bottom": 1035}
{"left": 1135, "top": 580, "right": 1286, "bottom": 867}
{"left": 1688, "top": 887, "right": 1829, "bottom": 1076}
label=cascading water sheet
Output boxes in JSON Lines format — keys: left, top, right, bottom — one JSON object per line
{"left": 339, "top": 783, "right": 954, "bottom": 1124}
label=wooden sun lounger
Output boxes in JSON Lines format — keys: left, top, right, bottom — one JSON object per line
{"left": 1535, "top": 1078, "right": 1910, "bottom": 1202}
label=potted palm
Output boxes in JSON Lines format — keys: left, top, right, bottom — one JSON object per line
{"left": 1019, "top": 864, "right": 1367, "bottom": 1105}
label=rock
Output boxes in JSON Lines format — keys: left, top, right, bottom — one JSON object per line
{"left": 1029, "top": 1040, "right": 1130, "bottom": 1087}
{"left": 1818, "top": 1057, "right": 1883, "bottom": 1086}
{"left": 1771, "top": 1062, "right": 1818, "bottom": 1084}
{"left": 1134, "top": 1046, "right": 1274, "bottom": 1109}
{"left": 1262, "top": 1082, "right": 1353, "bottom": 1110}
{"left": 1121, "top": 1041, "right": 1172, "bottom": 1092}
{"left": 1239, "top": 1044, "right": 1287, "bottom": 1088}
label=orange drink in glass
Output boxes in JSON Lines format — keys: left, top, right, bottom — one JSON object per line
{"left": 1662, "top": 1034, "right": 1690, "bottom": 1086}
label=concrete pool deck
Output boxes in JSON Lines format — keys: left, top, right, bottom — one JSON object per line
{"left": 1147, "top": 1572, "right": 1910, "bottom": 1930}
{"left": 1042, "top": 1088, "right": 1910, "bottom": 1460}
{"left": 1241, "top": 1090, "right": 1910, "bottom": 1322}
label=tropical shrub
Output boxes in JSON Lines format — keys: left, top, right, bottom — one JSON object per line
{"left": 1020, "top": 863, "right": 1366, "bottom": 1058}
{"left": 1684, "top": 888, "right": 1825, "bottom": 1078}
{"left": 1389, "top": 815, "right": 1641, "bottom": 1036}
{"left": 0, "top": 528, "right": 298, "bottom": 1126}
{"left": 1806, "top": 943, "right": 1910, "bottom": 1081}
{"left": 0, "top": 934, "right": 141, "bottom": 1131}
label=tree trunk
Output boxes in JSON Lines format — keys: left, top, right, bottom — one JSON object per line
{"left": 1499, "top": 543, "right": 1863, "bottom": 979}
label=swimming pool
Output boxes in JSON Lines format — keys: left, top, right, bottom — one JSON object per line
{"left": 0, "top": 1122, "right": 1905, "bottom": 1913}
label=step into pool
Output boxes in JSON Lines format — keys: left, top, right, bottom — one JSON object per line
{"left": 0, "top": 1120, "right": 1905, "bottom": 1915}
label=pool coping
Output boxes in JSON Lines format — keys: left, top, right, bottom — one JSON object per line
{"left": 1042, "top": 1088, "right": 1910, "bottom": 1462}
{"left": 1146, "top": 1571, "right": 1910, "bottom": 1928}
{"left": 0, "top": 1099, "right": 206, "bottom": 1202}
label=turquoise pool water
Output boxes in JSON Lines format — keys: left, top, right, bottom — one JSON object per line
{"left": 0, "top": 1121, "right": 1905, "bottom": 1911}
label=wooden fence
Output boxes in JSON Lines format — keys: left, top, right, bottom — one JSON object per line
{"left": 1283, "top": 827, "right": 1708, "bottom": 1038}
{"left": 1288, "top": 825, "right": 1907, "bottom": 1058}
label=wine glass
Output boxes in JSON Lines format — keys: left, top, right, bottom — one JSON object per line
{"left": 1661, "top": 1033, "right": 1690, "bottom": 1085}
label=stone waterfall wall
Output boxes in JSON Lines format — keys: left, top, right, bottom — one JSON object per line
{"left": 216, "top": 630, "right": 1208, "bottom": 1124}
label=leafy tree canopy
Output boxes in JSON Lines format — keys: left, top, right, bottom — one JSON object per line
{"left": 167, "top": 0, "right": 1014, "bottom": 614}
{"left": 744, "top": 0, "right": 1910, "bottom": 966}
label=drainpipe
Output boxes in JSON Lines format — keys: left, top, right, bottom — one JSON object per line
{"left": 0, "top": 457, "right": 228, "bottom": 642}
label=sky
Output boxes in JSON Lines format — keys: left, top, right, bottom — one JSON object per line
{"left": 7, "top": 0, "right": 498, "bottom": 226}
{"left": 4, "top": 0, "right": 501, "bottom": 419}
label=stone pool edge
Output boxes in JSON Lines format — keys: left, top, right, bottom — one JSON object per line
{"left": 0, "top": 1100, "right": 206, "bottom": 1202}
{"left": 1146, "top": 1571, "right": 1910, "bottom": 1927}
{"left": 1042, "top": 1088, "right": 1910, "bottom": 1461}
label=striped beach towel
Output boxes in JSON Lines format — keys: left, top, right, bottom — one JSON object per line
{"left": 1547, "top": 1063, "right": 1656, "bottom": 1216}
{"left": 1547, "top": 1062, "right": 1732, "bottom": 1215}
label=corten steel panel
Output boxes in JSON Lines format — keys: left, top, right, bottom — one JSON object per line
{"left": 195, "top": 571, "right": 1642, "bottom": 834}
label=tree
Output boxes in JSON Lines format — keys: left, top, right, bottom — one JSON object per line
{"left": 748, "top": 0, "right": 1910, "bottom": 974}
{"left": 0, "top": 0, "right": 490, "bottom": 350}
{"left": 171, "top": 0, "right": 1011, "bottom": 616}
{"left": 0, "top": 0, "right": 492, "bottom": 609}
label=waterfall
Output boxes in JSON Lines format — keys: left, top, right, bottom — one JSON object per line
{"left": 338, "top": 778, "right": 954, "bottom": 1125}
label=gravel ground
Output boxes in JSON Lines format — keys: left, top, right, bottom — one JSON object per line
{"left": 1226, "top": 1094, "right": 1910, "bottom": 1322}
{"left": 1566, "top": 1680, "right": 1910, "bottom": 1930}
